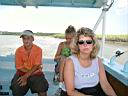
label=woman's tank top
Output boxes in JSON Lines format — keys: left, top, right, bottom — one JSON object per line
{"left": 69, "top": 55, "right": 99, "bottom": 89}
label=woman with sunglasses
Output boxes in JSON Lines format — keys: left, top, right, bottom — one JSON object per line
{"left": 64, "top": 27, "right": 117, "bottom": 96}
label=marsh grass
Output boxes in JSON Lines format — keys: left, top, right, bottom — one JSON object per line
{"left": 52, "top": 34, "right": 128, "bottom": 46}
{"left": 1, "top": 32, "right": 128, "bottom": 46}
{"left": 96, "top": 34, "right": 128, "bottom": 42}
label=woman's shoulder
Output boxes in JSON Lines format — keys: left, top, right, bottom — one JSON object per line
{"left": 96, "top": 56, "right": 102, "bottom": 62}
{"left": 60, "top": 41, "right": 66, "bottom": 44}
{"left": 68, "top": 54, "right": 77, "bottom": 60}
{"left": 66, "top": 55, "right": 78, "bottom": 67}
{"left": 66, "top": 56, "right": 74, "bottom": 65}
{"left": 92, "top": 56, "right": 103, "bottom": 65}
{"left": 59, "top": 41, "right": 65, "bottom": 47}
{"left": 92, "top": 56, "right": 101, "bottom": 61}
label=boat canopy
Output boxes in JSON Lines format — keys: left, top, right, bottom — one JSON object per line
{"left": 0, "top": 0, "right": 106, "bottom": 8}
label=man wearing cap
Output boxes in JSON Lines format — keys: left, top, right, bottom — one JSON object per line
{"left": 11, "top": 30, "right": 49, "bottom": 96}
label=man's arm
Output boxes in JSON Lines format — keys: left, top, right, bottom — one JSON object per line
{"left": 18, "top": 64, "right": 41, "bottom": 75}
{"left": 17, "top": 65, "right": 41, "bottom": 86}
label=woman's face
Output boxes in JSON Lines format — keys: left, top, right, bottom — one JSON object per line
{"left": 78, "top": 35, "right": 94, "bottom": 54}
{"left": 65, "top": 34, "right": 73, "bottom": 43}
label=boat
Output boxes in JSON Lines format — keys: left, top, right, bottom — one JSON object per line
{"left": 0, "top": 0, "right": 128, "bottom": 96}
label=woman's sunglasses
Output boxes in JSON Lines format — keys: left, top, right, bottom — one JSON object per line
{"left": 77, "top": 40, "right": 94, "bottom": 45}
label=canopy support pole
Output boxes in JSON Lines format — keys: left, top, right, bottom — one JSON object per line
{"left": 93, "top": 0, "right": 114, "bottom": 58}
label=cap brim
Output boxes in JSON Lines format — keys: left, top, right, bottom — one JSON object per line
{"left": 20, "top": 33, "right": 33, "bottom": 38}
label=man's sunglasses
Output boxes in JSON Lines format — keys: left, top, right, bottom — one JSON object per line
{"left": 77, "top": 40, "right": 94, "bottom": 45}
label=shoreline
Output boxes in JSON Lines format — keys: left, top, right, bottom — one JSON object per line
{"left": 0, "top": 35, "right": 127, "bottom": 64}
{"left": 1, "top": 33, "right": 128, "bottom": 46}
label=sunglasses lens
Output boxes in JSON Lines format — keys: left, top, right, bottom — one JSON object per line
{"left": 78, "top": 41, "right": 84, "bottom": 44}
{"left": 86, "top": 40, "right": 93, "bottom": 44}
{"left": 78, "top": 40, "right": 93, "bottom": 45}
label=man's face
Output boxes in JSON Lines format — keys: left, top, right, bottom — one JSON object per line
{"left": 22, "top": 35, "right": 34, "bottom": 48}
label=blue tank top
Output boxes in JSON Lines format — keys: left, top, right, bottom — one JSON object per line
{"left": 69, "top": 55, "right": 99, "bottom": 89}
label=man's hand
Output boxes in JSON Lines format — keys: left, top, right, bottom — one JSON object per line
{"left": 17, "top": 65, "right": 41, "bottom": 86}
{"left": 17, "top": 73, "right": 30, "bottom": 86}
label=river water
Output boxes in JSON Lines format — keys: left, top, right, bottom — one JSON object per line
{"left": 0, "top": 35, "right": 64, "bottom": 58}
{"left": 0, "top": 35, "right": 128, "bottom": 64}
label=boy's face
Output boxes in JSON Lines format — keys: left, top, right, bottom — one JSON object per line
{"left": 22, "top": 35, "right": 34, "bottom": 48}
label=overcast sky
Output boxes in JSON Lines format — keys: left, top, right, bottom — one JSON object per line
{"left": 0, "top": 0, "right": 128, "bottom": 35}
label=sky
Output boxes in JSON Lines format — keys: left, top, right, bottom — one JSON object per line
{"left": 0, "top": 0, "right": 128, "bottom": 35}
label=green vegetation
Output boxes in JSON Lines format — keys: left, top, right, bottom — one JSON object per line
{"left": 52, "top": 33, "right": 128, "bottom": 42}
{"left": 0, "top": 32, "right": 20, "bottom": 35}
{"left": 0, "top": 32, "right": 128, "bottom": 44}
{"left": 52, "top": 34, "right": 128, "bottom": 46}
{"left": 50, "top": 33, "right": 65, "bottom": 39}
{"left": 96, "top": 34, "right": 128, "bottom": 46}
{"left": 96, "top": 34, "right": 128, "bottom": 42}
{"left": 0, "top": 31, "right": 61, "bottom": 36}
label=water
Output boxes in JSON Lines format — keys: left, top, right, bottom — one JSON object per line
{"left": 0, "top": 35, "right": 64, "bottom": 58}
{"left": 0, "top": 35, "right": 128, "bottom": 64}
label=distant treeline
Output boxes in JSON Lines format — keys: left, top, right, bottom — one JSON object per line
{"left": 0, "top": 31, "right": 60, "bottom": 36}
{"left": 0, "top": 32, "right": 21, "bottom": 35}
{"left": 0, "top": 31, "right": 128, "bottom": 42}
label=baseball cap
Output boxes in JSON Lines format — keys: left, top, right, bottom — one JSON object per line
{"left": 20, "top": 30, "right": 34, "bottom": 38}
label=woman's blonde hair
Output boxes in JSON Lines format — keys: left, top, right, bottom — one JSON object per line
{"left": 65, "top": 25, "right": 76, "bottom": 36}
{"left": 70, "top": 27, "right": 100, "bottom": 59}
